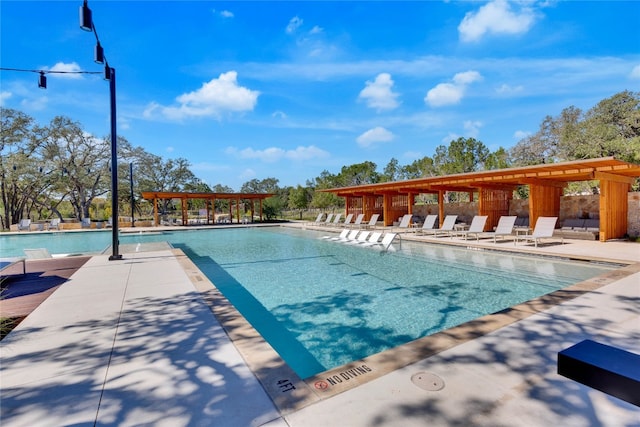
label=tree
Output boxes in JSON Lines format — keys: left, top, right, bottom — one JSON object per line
{"left": 381, "top": 158, "right": 400, "bottom": 182}
{"left": 288, "top": 185, "right": 311, "bottom": 219}
{"left": 400, "top": 156, "right": 437, "bottom": 179}
{"left": 433, "top": 137, "right": 490, "bottom": 174}
{"left": 338, "top": 161, "right": 380, "bottom": 186}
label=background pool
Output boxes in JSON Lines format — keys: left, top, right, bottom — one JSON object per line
{"left": 1, "top": 227, "right": 614, "bottom": 378}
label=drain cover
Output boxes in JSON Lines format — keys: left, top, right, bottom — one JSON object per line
{"left": 411, "top": 372, "right": 445, "bottom": 391}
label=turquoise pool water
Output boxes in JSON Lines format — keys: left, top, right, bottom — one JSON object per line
{"left": 1, "top": 227, "right": 614, "bottom": 378}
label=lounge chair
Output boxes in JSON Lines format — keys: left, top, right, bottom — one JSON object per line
{"left": 323, "top": 229, "right": 349, "bottom": 240}
{"left": 516, "top": 216, "right": 562, "bottom": 247}
{"left": 17, "top": 219, "right": 31, "bottom": 231}
{"left": 322, "top": 213, "right": 334, "bottom": 226}
{"left": 359, "top": 231, "right": 382, "bottom": 245}
{"left": 48, "top": 218, "right": 61, "bottom": 231}
{"left": 453, "top": 215, "right": 488, "bottom": 240}
{"left": 362, "top": 232, "right": 398, "bottom": 251}
{"left": 81, "top": 218, "right": 91, "bottom": 229}
{"left": 308, "top": 213, "right": 325, "bottom": 226}
{"left": 336, "top": 229, "right": 360, "bottom": 243}
{"left": 423, "top": 215, "right": 458, "bottom": 237}
{"left": 341, "top": 213, "right": 354, "bottom": 227}
{"left": 477, "top": 216, "right": 517, "bottom": 243}
{"left": 345, "top": 230, "right": 370, "bottom": 244}
{"left": 395, "top": 214, "right": 413, "bottom": 231}
{"left": 350, "top": 214, "right": 365, "bottom": 228}
{"left": 23, "top": 248, "right": 52, "bottom": 259}
{"left": 360, "top": 214, "right": 380, "bottom": 229}
{"left": 328, "top": 213, "right": 342, "bottom": 227}
{"left": 415, "top": 215, "right": 438, "bottom": 235}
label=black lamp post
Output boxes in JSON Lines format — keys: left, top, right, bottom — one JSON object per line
{"left": 129, "top": 162, "right": 135, "bottom": 228}
{"left": 80, "top": 0, "right": 121, "bottom": 260}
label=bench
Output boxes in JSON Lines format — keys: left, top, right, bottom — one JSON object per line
{"left": 555, "top": 218, "right": 599, "bottom": 240}
{"left": 558, "top": 339, "right": 640, "bottom": 406}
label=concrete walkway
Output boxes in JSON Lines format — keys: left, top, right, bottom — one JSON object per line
{"left": 1, "top": 231, "right": 639, "bottom": 426}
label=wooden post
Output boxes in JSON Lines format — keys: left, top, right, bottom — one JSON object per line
{"left": 438, "top": 190, "right": 445, "bottom": 227}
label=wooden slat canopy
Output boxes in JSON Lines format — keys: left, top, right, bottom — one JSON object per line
{"left": 141, "top": 191, "right": 274, "bottom": 226}
{"left": 320, "top": 157, "right": 640, "bottom": 241}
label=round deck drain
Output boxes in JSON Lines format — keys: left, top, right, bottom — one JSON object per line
{"left": 411, "top": 372, "right": 445, "bottom": 391}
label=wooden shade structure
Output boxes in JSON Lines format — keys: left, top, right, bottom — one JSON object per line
{"left": 141, "top": 191, "right": 274, "bottom": 226}
{"left": 320, "top": 157, "right": 640, "bottom": 241}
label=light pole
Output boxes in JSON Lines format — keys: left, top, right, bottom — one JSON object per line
{"left": 80, "top": 0, "right": 121, "bottom": 260}
{"left": 129, "top": 162, "right": 135, "bottom": 228}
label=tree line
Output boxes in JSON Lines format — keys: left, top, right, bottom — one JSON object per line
{"left": 1, "top": 91, "right": 638, "bottom": 228}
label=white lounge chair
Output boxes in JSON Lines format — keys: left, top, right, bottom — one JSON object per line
{"left": 337, "top": 229, "right": 360, "bottom": 243}
{"left": 453, "top": 215, "right": 488, "bottom": 240}
{"left": 322, "top": 229, "right": 350, "bottom": 240}
{"left": 342, "top": 213, "right": 354, "bottom": 227}
{"left": 329, "top": 213, "right": 342, "bottom": 227}
{"left": 308, "top": 213, "right": 325, "bottom": 226}
{"left": 350, "top": 213, "right": 365, "bottom": 228}
{"left": 516, "top": 216, "right": 562, "bottom": 247}
{"left": 415, "top": 215, "right": 438, "bottom": 235}
{"left": 423, "top": 215, "right": 458, "bottom": 237}
{"left": 17, "top": 219, "right": 31, "bottom": 231}
{"left": 345, "top": 230, "right": 370, "bottom": 244}
{"left": 359, "top": 231, "right": 382, "bottom": 245}
{"left": 477, "top": 216, "right": 517, "bottom": 243}
{"left": 360, "top": 214, "right": 379, "bottom": 229}
{"left": 48, "top": 218, "right": 61, "bottom": 231}
{"left": 23, "top": 248, "right": 52, "bottom": 259}
{"left": 395, "top": 214, "right": 413, "bottom": 231}
{"left": 322, "top": 213, "right": 334, "bottom": 226}
{"left": 362, "top": 232, "right": 398, "bottom": 251}
{"left": 81, "top": 218, "right": 91, "bottom": 229}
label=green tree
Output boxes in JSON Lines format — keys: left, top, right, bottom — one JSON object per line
{"left": 381, "top": 158, "right": 400, "bottom": 182}
{"left": 288, "top": 185, "right": 311, "bottom": 219}
{"left": 338, "top": 161, "right": 380, "bottom": 186}
{"left": 433, "top": 137, "right": 490, "bottom": 174}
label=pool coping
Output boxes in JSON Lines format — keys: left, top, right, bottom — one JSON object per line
{"left": 172, "top": 229, "right": 640, "bottom": 416}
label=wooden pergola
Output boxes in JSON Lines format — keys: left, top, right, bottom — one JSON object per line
{"left": 321, "top": 157, "right": 640, "bottom": 241}
{"left": 141, "top": 191, "right": 274, "bottom": 226}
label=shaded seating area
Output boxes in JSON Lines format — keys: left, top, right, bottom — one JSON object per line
{"left": 320, "top": 157, "right": 640, "bottom": 242}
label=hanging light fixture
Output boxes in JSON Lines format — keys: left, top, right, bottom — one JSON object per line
{"left": 38, "top": 71, "right": 47, "bottom": 89}
{"left": 94, "top": 42, "right": 104, "bottom": 64}
{"left": 79, "top": 0, "right": 93, "bottom": 31}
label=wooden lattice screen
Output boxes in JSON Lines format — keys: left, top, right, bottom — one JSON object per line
{"left": 479, "top": 188, "right": 512, "bottom": 231}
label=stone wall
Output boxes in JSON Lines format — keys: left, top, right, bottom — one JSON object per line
{"left": 414, "top": 192, "right": 640, "bottom": 237}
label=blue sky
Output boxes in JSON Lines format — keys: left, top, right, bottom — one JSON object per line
{"left": 2, "top": 1, "right": 639, "bottom": 191}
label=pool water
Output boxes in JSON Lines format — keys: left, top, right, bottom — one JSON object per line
{"left": 1, "top": 227, "right": 614, "bottom": 378}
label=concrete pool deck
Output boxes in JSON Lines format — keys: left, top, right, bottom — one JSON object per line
{"left": 1, "top": 226, "right": 639, "bottom": 426}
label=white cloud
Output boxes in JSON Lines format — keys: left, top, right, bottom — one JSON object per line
{"left": 47, "top": 62, "right": 84, "bottom": 79}
{"left": 425, "top": 83, "right": 463, "bottom": 107}
{"left": 514, "top": 130, "right": 531, "bottom": 140}
{"left": 425, "top": 70, "right": 482, "bottom": 107}
{"left": 239, "top": 168, "right": 256, "bottom": 180}
{"left": 20, "top": 96, "right": 48, "bottom": 111}
{"left": 286, "top": 16, "right": 303, "bottom": 34}
{"left": 496, "top": 83, "right": 524, "bottom": 95}
{"left": 630, "top": 64, "right": 640, "bottom": 79}
{"left": 0, "top": 91, "right": 12, "bottom": 106}
{"left": 453, "top": 70, "right": 482, "bottom": 85}
{"left": 146, "top": 71, "right": 259, "bottom": 120}
{"left": 310, "top": 25, "right": 324, "bottom": 34}
{"left": 220, "top": 10, "right": 234, "bottom": 18}
{"left": 356, "top": 126, "right": 395, "bottom": 148}
{"left": 225, "top": 145, "right": 329, "bottom": 163}
{"left": 358, "top": 73, "right": 400, "bottom": 111}
{"left": 166, "top": 146, "right": 174, "bottom": 153}
{"left": 458, "top": 0, "right": 537, "bottom": 43}
{"left": 463, "top": 120, "right": 483, "bottom": 137}
{"left": 272, "top": 110, "right": 287, "bottom": 119}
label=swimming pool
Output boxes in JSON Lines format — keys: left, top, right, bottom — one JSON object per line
{"left": 1, "top": 227, "right": 615, "bottom": 377}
